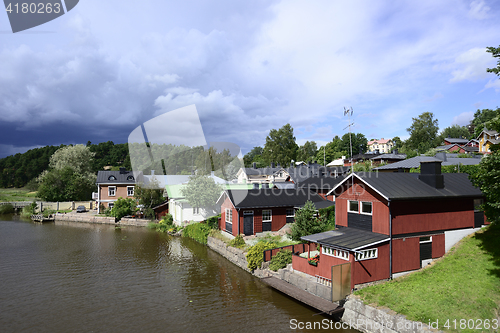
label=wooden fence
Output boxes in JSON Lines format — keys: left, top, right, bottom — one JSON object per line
{"left": 263, "top": 243, "right": 312, "bottom": 262}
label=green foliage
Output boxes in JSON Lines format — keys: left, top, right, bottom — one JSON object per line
{"left": 438, "top": 124, "right": 471, "bottom": 141}
{"left": 352, "top": 162, "right": 374, "bottom": 172}
{"left": 0, "top": 203, "right": 14, "bottom": 214}
{"left": 319, "top": 205, "right": 335, "bottom": 229}
{"left": 262, "top": 123, "right": 299, "bottom": 167}
{"left": 486, "top": 45, "right": 500, "bottom": 76}
{"left": 316, "top": 136, "right": 346, "bottom": 165}
{"left": 149, "top": 213, "right": 178, "bottom": 232}
{"left": 134, "top": 178, "right": 165, "bottom": 217}
{"left": 246, "top": 241, "right": 276, "bottom": 271}
{"left": 340, "top": 133, "right": 368, "bottom": 156}
{"left": 291, "top": 200, "right": 327, "bottom": 241}
{"left": 181, "top": 175, "right": 223, "bottom": 215}
{"left": 228, "top": 234, "right": 246, "bottom": 248}
{"left": 392, "top": 136, "right": 402, "bottom": 149}
{"left": 109, "top": 197, "right": 136, "bottom": 221}
{"left": 406, "top": 112, "right": 440, "bottom": 152}
{"left": 206, "top": 214, "right": 220, "bottom": 229}
{"left": 161, "top": 213, "right": 174, "bottom": 226}
{"left": 470, "top": 108, "right": 500, "bottom": 138}
{"left": 21, "top": 201, "right": 38, "bottom": 217}
{"left": 297, "top": 141, "right": 318, "bottom": 163}
{"left": 269, "top": 249, "right": 293, "bottom": 271}
{"left": 37, "top": 166, "right": 95, "bottom": 201}
{"left": 182, "top": 222, "right": 212, "bottom": 244}
{"left": 475, "top": 151, "right": 500, "bottom": 224}
{"left": 243, "top": 146, "right": 264, "bottom": 167}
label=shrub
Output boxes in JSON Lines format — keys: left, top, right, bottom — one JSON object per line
{"left": 21, "top": 201, "right": 38, "bottom": 217}
{"left": 0, "top": 204, "right": 14, "bottom": 214}
{"left": 319, "top": 205, "right": 335, "bottom": 229}
{"left": 182, "top": 222, "right": 212, "bottom": 244}
{"left": 228, "top": 234, "right": 246, "bottom": 248}
{"left": 206, "top": 214, "right": 220, "bottom": 229}
{"left": 160, "top": 213, "right": 174, "bottom": 226}
{"left": 109, "top": 197, "right": 136, "bottom": 221}
{"left": 291, "top": 200, "right": 327, "bottom": 241}
{"left": 269, "top": 249, "right": 292, "bottom": 272}
{"left": 246, "top": 241, "right": 276, "bottom": 271}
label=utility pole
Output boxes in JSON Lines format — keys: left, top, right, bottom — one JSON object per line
{"left": 343, "top": 107, "right": 354, "bottom": 165}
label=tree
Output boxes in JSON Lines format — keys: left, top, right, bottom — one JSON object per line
{"left": 469, "top": 108, "right": 500, "bottom": 138}
{"left": 262, "top": 124, "right": 299, "bottom": 167}
{"left": 134, "top": 177, "right": 165, "bottom": 219}
{"left": 109, "top": 197, "right": 136, "bottom": 221}
{"left": 486, "top": 45, "right": 500, "bottom": 76}
{"left": 37, "top": 145, "right": 97, "bottom": 201}
{"left": 392, "top": 136, "right": 402, "bottom": 148}
{"left": 340, "top": 133, "right": 368, "bottom": 156}
{"left": 243, "top": 146, "right": 264, "bottom": 167}
{"left": 290, "top": 201, "right": 327, "bottom": 241}
{"left": 181, "top": 175, "right": 223, "bottom": 217}
{"left": 439, "top": 124, "right": 471, "bottom": 142}
{"left": 297, "top": 141, "right": 318, "bottom": 163}
{"left": 406, "top": 112, "right": 439, "bottom": 152}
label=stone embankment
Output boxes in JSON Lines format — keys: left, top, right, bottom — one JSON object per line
{"left": 54, "top": 213, "right": 151, "bottom": 227}
{"left": 341, "top": 295, "right": 443, "bottom": 333}
{"left": 207, "top": 236, "right": 250, "bottom": 272}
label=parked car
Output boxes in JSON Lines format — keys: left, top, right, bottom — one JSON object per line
{"left": 76, "top": 205, "right": 86, "bottom": 213}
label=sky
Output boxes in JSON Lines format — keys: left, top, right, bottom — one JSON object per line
{"left": 1, "top": 0, "right": 499, "bottom": 159}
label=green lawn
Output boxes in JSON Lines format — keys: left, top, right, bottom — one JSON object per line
{"left": 0, "top": 188, "right": 39, "bottom": 202}
{"left": 355, "top": 223, "right": 500, "bottom": 332}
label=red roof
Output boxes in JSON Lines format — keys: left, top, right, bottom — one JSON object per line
{"left": 368, "top": 138, "right": 391, "bottom": 145}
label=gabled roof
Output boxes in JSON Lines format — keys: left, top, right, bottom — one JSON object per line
{"left": 370, "top": 152, "right": 407, "bottom": 160}
{"left": 368, "top": 138, "right": 392, "bottom": 145}
{"left": 96, "top": 170, "right": 137, "bottom": 184}
{"left": 240, "top": 167, "right": 288, "bottom": 176}
{"left": 327, "top": 172, "right": 483, "bottom": 201}
{"left": 297, "top": 175, "right": 346, "bottom": 190}
{"left": 443, "top": 138, "right": 469, "bottom": 144}
{"left": 435, "top": 144, "right": 462, "bottom": 151}
{"left": 301, "top": 227, "right": 389, "bottom": 251}
{"left": 477, "top": 129, "right": 499, "bottom": 138}
{"left": 285, "top": 165, "right": 349, "bottom": 184}
{"left": 373, "top": 154, "right": 481, "bottom": 170}
{"left": 219, "top": 188, "right": 327, "bottom": 209}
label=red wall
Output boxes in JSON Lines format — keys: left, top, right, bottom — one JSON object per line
{"left": 335, "top": 179, "right": 390, "bottom": 234}
{"left": 432, "top": 233, "right": 445, "bottom": 258}
{"left": 391, "top": 198, "right": 475, "bottom": 235}
{"left": 351, "top": 243, "right": 390, "bottom": 287}
{"left": 392, "top": 237, "right": 420, "bottom": 273}
{"left": 220, "top": 196, "right": 238, "bottom": 236}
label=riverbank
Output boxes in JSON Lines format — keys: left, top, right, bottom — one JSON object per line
{"left": 54, "top": 212, "right": 151, "bottom": 227}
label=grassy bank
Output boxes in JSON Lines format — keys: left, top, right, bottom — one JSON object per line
{"left": 0, "top": 188, "right": 39, "bottom": 202}
{"left": 355, "top": 223, "right": 500, "bottom": 332}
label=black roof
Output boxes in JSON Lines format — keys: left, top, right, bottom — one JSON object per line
{"left": 301, "top": 226, "right": 389, "bottom": 251}
{"left": 444, "top": 138, "right": 469, "bottom": 144}
{"left": 330, "top": 172, "right": 483, "bottom": 200}
{"left": 221, "top": 188, "right": 327, "bottom": 209}
{"left": 297, "top": 175, "right": 346, "bottom": 190}
{"left": 243, "top": 167, "right": 285, "bottom": 176}
{"left": 96, "top": 170, "right": 138, "bottom": 184}
{"left": 285, "top": 165, "right": 350, "bottom": 184}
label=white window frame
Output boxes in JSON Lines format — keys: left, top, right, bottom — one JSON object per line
{"left": 322, "top": 246, "right": 349, "bottom": 261}
{"left": 262, "top": 210, "right": 272, "bottom": 222}
{"left": 127, "top": 186, "right": 134, "bottom": 197}
{"left": 355, "top": 248, "right": 378, "bottom": 261}
{"left": 108, "top": 202, "right": 114, "bottom": 209}
{"left": 419, "top": 236, "right": 432, "bottom": 243}
{"left": 360, "top": 201, "right": 372, "bottom": 215}
{"left": 348, "top": 200, "right": 359, "bottom": 213}
{"left": 108, "top": 186, "right": 116, "bottom": 197}
{"left": 225, "top": 208, "right": 232, "bottom": 223}
{"left": 286, "top": 209, "right": 295, "bottom": 217}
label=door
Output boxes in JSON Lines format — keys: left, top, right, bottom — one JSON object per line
{"left": 419, "top": 236, "right": 432, "bottom": 267}
{"left": 243, "top": 211, "right": 254, "bottom": 236}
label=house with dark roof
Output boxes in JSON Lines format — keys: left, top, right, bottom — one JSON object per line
{"left": 477, "top": 129, "right": 499, "bottom": 153}
{"left": 373, "top": 152, "right": 481, "bottom": 172}
{"left": 291, "top": 160, "right": 486, "bottom": 289}
{"left": 297, "top": 175, "right": 346, "bottom": 201}
{"left": 369, "top": 151, "right": 407, "bottom": 165}
{"left": 435, "top": 143, "right": 466, "bottom": 154}
{"left": 443, "top": 137, "right": 469, "bottom": 146}
{"left": 217, "top": 187, "right": 333, "bottom": 236}
{"left": 96, "top": 168, "right": 139, "bottom": 213}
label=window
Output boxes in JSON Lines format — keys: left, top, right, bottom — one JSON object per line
{"left": 225, "top": 208, "right": 232, "bottom": 223}
{"left": 108, "top": 202, "right": 114, "bottom": 209}
{"left": 108, "top": 186, "right": 116, "bottom": 196}
{"left": 193, "top": 207, "right": 200, "bottom": 215}
{"left": 361, "top": 202, "right": 372, "bottom": 215}
{"left": 322, "top": 246, "right": 349, "bottom": 261}
{"left": 348, "top": 200, "right": 358, "bottom": 213}
{"left": 355, "top": 249, "right": 378, "bottom": 261}
{"left": 127, "top": 175, "right": 134, "bottom": 181}
{"left": 127, "top": 186, "right": 134, "bottom": 196}
{"left": 286, "top": 209, "right": 295, "bottom": 217}
{"left": 419, "top": 236, "right": 432, "bottom": 243}
{"left": 108, "top": 175, "right": 116, "bottom": 181}
{"left": 262, "top": 210, "right": 272, "bottom": 222}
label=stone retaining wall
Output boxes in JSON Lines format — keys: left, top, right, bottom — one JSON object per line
{"left": 54, "top": 213, "right": 152, "bottom": 227}
{"left": 342, "top": 294, "right": 443, "bottom": 333}
{"left": 118, "top": 218, "right": 151, "bottom": 227}
{"left": 207, "top": 236, "right": 250, "bottom": 272}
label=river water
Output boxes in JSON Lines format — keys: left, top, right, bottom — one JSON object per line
{"left": 0, "top": 215, "right": 359, "bottom": 333}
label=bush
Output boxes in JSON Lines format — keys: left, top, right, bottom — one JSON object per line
{"left": 182, "top": 222, "right": 212, "bottom": 244}
{"left": 0, "top": 204, "right": 14, "bottom": 214}
{"left": 109, "top": 197, "right": 136, "bottom": 221}
{"left": 228, "top": 234, "right": 246, "bottom": 248}
{"left": 291, "top": 200, "right": 327, "bottom": 241}
{"left": 319, "top": 205, "right": 335, "bottom": 229}
{"left": 246, "top": 241, "right": 276, "bottom": 271}
{"left": 21, "top": 201, "right": 38, "bottom": 217}
{"left": 149, "top": 213, "right": 178, "bottom": 233}
{"left": 206, "top": 214, "right": 220, "bottom": 229}
{"left": 160, "top": 213, "right": 174, "bottom": 226}
{"left": 269, "top": 249, "right": 292, "bottom": 272}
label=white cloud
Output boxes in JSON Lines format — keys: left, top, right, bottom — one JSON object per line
{"left": 484, "top": 79, "right": 500, "bottom": 92}
{"left": 468, "top": 0, "right": 490, "bottom": 20}
{"left": 452, "top": 111, "right": 474, "bottom": 126}
{"left": 449, "top": 48, "right": 495, "bottom": 82}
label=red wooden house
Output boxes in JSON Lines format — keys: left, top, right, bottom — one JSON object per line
{"left": 217, "top": 186, "right": 333, "bottom": 236}
{"left": 292, "top": 160, "right": 485, "bottom": 290}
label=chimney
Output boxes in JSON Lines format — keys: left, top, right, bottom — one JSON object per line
{"left": 150, "top": 169, "right": 155, "bottom": 175}
{"left": 394, "top": 149, "right": 398, "bottom": 154}
{"left": 418, "top": 161, "right": 444, "bottom": 189}
{"left": 119, "top": 167, "right": 127, "bottom": 174}
{"left": 253, "top": 183, "right": 259, "bottom": 189}
{"left": 252, "top": 162, "right": 257, "bottom": 169}
{"left": 435, "top": 152, "right": 447, "bottom": 162}
{"left": 271, "top": 162, "right": 275, "bottom": 168}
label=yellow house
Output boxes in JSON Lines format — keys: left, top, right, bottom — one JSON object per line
{"left": 367, "top": 138, "right": 394, "bottom": 153}
{"left": 477, "top": 129, "right": 499, "bottom": 153}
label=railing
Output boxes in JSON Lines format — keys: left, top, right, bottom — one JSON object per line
{"left": 316, "top": 275, "right": 332, "bottom": 287}
{"left": 263, "top": 243, "right": 312, "bottom": 262}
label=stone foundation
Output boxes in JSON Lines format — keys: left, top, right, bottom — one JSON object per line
{"left": 207, "top": 236, "right": 250, "bottom": 272}
{"left": 54, "top": 213, "right": 152, "bottom": 227}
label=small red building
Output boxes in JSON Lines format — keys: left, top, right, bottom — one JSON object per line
{"left": 217, "top": 187, "right": 333, "bottom": 236}
{"left": 292, "top": 161, "right": 485, "bottom": 290}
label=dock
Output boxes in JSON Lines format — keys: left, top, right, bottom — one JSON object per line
{"left": 260, "top": 276, "right": 343, "bottom": 315}
{"left": 31, "top": 214, "right": 55, "bottom": 223}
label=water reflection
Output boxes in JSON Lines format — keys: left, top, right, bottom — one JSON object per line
{"left": 0, "top": 217, "right": 359, "bottom": 333}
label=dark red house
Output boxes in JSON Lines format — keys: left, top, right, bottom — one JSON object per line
{"left": 217, "top": 187, "right": 332, "bottom": 236}
{"left": 292, "top": 160, "right": 485, "bottom": 290}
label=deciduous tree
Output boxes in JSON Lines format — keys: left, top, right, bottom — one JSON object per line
{"left": 291, "top": 201, "right": 327, "bottom": 241}
{"left": 181, "top": 175, "right": 223, "bottom": 216}
{"left": 406, "top": 112, "right": 439, "bottom": 153}
{"left": 262, "top": 124, "right": 299, "bottom": 167}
